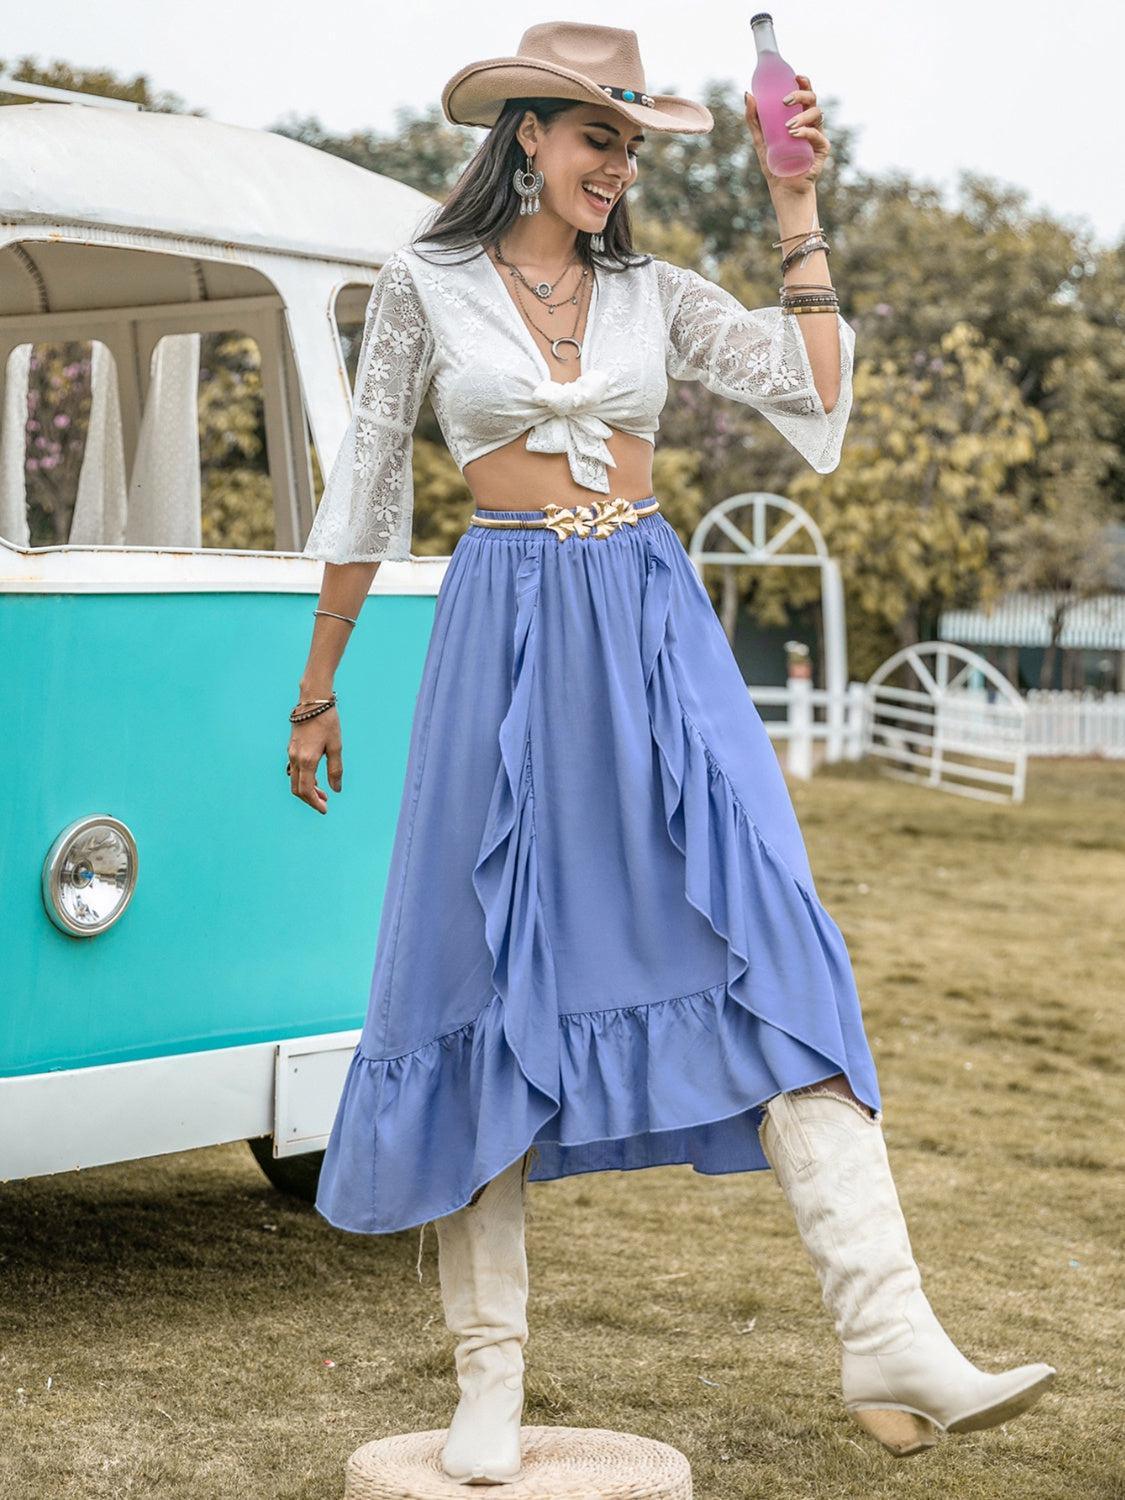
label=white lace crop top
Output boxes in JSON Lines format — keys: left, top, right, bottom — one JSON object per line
{"left": 302, "top": 238, "right": 855, "bottom": 564}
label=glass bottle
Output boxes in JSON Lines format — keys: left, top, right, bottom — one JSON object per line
{"left": 750, "top": 12, "right": 815, "bottom": 177}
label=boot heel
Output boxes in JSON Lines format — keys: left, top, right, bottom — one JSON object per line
{"left": 760, "top": 1092, "right": 1055, "bottom": 1456}
{"left": 849, "top": 1405, "right": 942, "bottom": 1457}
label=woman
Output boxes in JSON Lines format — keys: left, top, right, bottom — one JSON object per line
{"left": 289, "top": 21, "right": 1054, "bottom": 1483}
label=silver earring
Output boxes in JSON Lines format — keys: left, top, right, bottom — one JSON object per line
{"left": 513, "top": 152, "right": 543, "bottom": 215}
{"left": 590, "top": 229, "right": 605, "bottom": 253}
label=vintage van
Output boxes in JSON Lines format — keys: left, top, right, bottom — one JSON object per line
{"left": 0, "top": 84, "right": 446, "bottom": 1200}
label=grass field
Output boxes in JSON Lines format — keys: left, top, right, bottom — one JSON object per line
{"left": 3, "top": 760, "right": 1122, "bottom": 1499}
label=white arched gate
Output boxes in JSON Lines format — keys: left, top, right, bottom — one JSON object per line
{"left": 865, "top": 642, "right": 1028, "bottom": 803}
{"left": 688, "top": 492, "right": 849, "bottom": 764}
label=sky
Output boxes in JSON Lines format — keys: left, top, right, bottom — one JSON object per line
{"left": 8, "top": 0, "right": 1123, "bottom": 246}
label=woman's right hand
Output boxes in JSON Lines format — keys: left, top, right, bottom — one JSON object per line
{"left": 287, "top": 707, "right": 342, "bottom": 815}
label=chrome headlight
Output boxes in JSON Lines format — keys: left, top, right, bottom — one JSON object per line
{"left": 42, "top": 815, "right": 139, "bottom": 937}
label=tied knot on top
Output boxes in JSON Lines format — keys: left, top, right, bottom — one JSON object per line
{"left": 530, "top": 368, "right": 611, "bottom": 416}
{"left": 525, "top": 368, "right": 618, "bottom": 490}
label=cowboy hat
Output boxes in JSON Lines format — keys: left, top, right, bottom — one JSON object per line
{"left": 441, "top": 21, "right": 714, "bottom": 135}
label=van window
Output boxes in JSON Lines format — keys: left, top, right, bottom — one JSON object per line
{"left": 0, "top": 240, "right": 315, "bottom": 552}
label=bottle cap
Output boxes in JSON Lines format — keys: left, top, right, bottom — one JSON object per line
{"left": 750, "top": 11, "right": 773, "bottom": 22}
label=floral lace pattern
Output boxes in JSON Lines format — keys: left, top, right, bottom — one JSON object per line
{"left": 301, "top": 244, "right": 856, "bottom": 565}
{"left": 654, "top": 259, "right": 855, "bottom": 475}
{"left": 302, "top": 250, "right": 436, "bottom": 564}
{"left": 406, "top": 240, "right": 668, "bottom": 494}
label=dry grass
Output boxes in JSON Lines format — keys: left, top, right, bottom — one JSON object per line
{"left": 2, "top": 760, "right": 1123, "bottom": 1499}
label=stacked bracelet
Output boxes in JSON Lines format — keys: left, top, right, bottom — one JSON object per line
{"left": 772, "top": 223, "right": 839, "bottom": 316}
{"left": 289, "top": 691, "right": 338, "bottom": 724}
{"left": 779, "top": 230, "right": 831, "bottom": 274}
{"left": 288, "top": 612, "right": 349, "bottom": 768}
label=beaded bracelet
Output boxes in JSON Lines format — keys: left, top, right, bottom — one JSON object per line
{"left": 289, "top": 692, "right": 338, "bottom": 724}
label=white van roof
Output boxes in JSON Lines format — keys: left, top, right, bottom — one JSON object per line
{"left": 0, "top": 101, "right": 438, "bottom": 266}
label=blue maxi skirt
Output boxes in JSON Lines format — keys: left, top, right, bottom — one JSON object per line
{"left": 315, "top": 497, "right": 882, "bottom": 1235}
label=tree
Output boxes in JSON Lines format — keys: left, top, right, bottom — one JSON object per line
{"left": 781, "top": 322, "right": 1048, "bottom": 648}
{"left": 198, "top": 332, "right": 272, "bottom": 551}
{"left": 0, "top": 55, "right": 192, "bottom": 113}
{"left": 6, "top": 57, "right": 1123, "bottom": 661}
{"left": 632, "top": 160, "right": 1124, "bottom": 659}
{"left": 996, "top": 499, "right": 1118, "bottom": 687}
{"left": 274, "top": 104, "right": 473, "bottom": 203}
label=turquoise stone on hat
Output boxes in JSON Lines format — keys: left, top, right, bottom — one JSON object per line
{"left": 598, "top": 83, "right": 656, "bottom": 109}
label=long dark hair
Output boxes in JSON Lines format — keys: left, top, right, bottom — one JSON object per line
{"left": 410, "top": 97, "right": 652, "bottom": 276}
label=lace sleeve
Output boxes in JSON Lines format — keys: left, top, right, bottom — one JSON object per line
{"left": 654, "top": 258, "right": 854, "bottom": 474}
{"left": 302, "top": 250, "right": 436, "bottom": 563}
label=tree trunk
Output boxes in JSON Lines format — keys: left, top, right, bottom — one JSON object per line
{"left": 1039, "top": 641, "right": 1057, "bottom": 689}
{"left": 1041, "top": 599, "right": 1069, "bottom": 690}
{"left": 720, "top": 568, "right": 739, "bottom": 645}
{"left": 893, "top": 610, "right": 920, "bottom": 649}
{"left": 893, "top": 610, "right": 921, "bottom": 692}
{"left": 812, "top": 605, "right": 825, "bottom": 691}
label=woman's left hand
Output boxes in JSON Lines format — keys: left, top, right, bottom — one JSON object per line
{"left": 744, "top": 74, "right": 829, "bottom": 196}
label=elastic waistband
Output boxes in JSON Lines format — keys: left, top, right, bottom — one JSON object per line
{"left": 469, "top": 496, "right": 660, "bottom": 535}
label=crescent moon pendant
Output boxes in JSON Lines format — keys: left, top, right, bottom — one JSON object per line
{"left": 550, "top": 337, "right": 582, "bottom": 361}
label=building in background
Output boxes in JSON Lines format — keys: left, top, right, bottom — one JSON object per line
{"left": 940, "top": 524, "right": 1125, "bottom": 693}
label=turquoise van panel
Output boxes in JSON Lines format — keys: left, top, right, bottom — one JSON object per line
{"left": 1, "top": 590, "right": 437, "bottom": 1076}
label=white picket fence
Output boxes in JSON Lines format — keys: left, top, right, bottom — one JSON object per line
{"left": 752, "top": 682, "right": 1125, "bottom": 780}
{"left": 864, "top": 679, "right": 1027, "bottom": 803}
{"left": 748, "top": 680, "right": 866, "bottom": 779}
{"left": 1024, "top": 689, "right": 1125, "bottom": 758}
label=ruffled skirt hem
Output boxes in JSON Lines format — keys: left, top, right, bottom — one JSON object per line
{"left": 314, "top": 972, "right": 873, "bottom": 1235}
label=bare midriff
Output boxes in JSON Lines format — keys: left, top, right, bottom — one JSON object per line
{"left": 463, "top": 429, "right": 655, "bottom": 511}
{"left": 465, "top": 248, "right": 656, "bottom": 512}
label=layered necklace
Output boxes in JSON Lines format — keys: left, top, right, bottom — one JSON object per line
{"left": 491, "top": 244, "right": 594, "bottom": 364}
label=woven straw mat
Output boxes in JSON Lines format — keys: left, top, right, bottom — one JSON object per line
{"left": 344, "top": 1425, "right": 692, "bottom": 1499}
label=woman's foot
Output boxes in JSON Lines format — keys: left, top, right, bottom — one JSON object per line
{"left": 758, "top": 1088, "right": 1056, "bottom": 1457}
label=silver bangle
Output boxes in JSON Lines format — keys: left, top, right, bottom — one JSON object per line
{"left": 313, "top": 608, "right": 357, "bottom": 626}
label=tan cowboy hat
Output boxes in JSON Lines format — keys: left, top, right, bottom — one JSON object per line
{"left": 441, "top": 21, "right": 714, "bottom": 135}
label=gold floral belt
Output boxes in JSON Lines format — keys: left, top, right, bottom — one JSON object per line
{"left": 470, "top": 497, "right": 661, "bottom": 541}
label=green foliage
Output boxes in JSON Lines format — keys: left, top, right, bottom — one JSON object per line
{"left": 201, "top": 468, "right": 274, "bottom": 551}
{"left": 650, "top": 445, "right": 707, "bottom": 542}
{"left": 197, "top": 332, "right": 270, "bottom": 550}
{"left": 409, "top": 439, "right": 474, "bottom": 556}
{"left": 0, "top": 55, "right": 192, "bottom": 113}
{"left": 9, "top": 61, "right": 1122, "bottom": 656}
{"left": 626, "top": 81, "right": 859, "bottom": 261}
{"left": 197, "top": 332, "right": 264, "bottom": 471}
{"left": 272, "top": 104, "right": 474, "bottom": 202}
{"left": 787, "top": 322, "right": 1048, "bottom": 645}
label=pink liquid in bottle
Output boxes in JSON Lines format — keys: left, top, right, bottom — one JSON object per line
{"left": 750, "top": 11, "right": 815, "bottom": 177}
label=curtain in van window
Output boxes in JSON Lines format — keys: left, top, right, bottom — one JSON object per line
{"left": 0, "top": 343, "right": 31, "bottom": 547}
{"left": 122, "top": 333, "right": 201, "bottom": 548}
{"left": 69, "top": 339, "right": 128, "bottom": 546}
{"left": 69, "top": 333, "right": 201, "bottom": 548}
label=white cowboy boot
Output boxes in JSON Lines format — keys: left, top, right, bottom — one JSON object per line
{"left": 758, "top": 1086, "right": 1056, "bottom": 1457}
{"left": 433, "top": 1151, "right": 532, "bottom": 1484}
